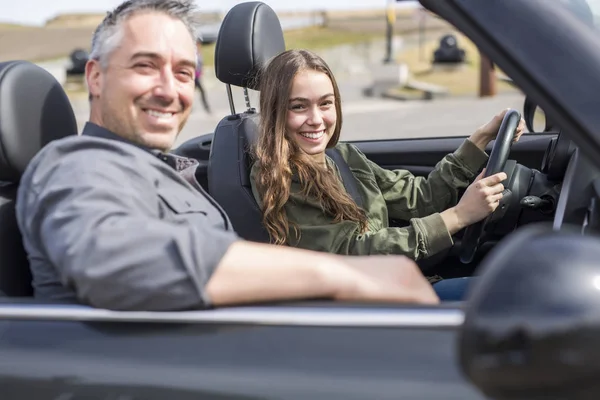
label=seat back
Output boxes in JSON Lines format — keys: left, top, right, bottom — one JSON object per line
{"left": 208, "top": 1, "right": 286, "bottom": 242}
{"left": 0, "top": 184, "right": 28, "bottom": 296}
{"left": 209, "top": 112, "right": 267, "bottom": 241}
{"left": 0, "top": 61, "right": 78, "bottom": 296}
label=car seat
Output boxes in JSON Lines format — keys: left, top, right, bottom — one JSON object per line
{"left": 208, "top": 1, "right": 286, "bottom": 243}
{"left": 0, "top": 60, "right": 78, "bottom": 296}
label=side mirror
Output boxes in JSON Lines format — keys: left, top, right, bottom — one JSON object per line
{"left": 459, "top": 224, "right": 600, "bottom": 400}
{"left": 523, "top": 96, "right": 557, "bottom": 133}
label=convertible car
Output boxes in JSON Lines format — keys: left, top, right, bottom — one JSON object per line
{"left": 0, "top": 0, "right": 599, "bottom": 399}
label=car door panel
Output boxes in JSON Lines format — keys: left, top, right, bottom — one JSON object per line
{"left": 353, "top": 134, "right": 556, "bottom": 177}
{"left": 0, "top": 303, "right": 484, "bottom": 400}
{"left": 179, "top": 133, "right": 554, "bottom": 192}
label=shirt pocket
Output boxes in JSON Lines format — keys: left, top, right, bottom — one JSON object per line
{"left": 157, "top": 190, "right": 208, "bottom": 215}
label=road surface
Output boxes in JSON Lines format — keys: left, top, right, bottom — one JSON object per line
{"left": 65, "top": 74, "right": 524, "bottom": 147}
{"left": 171, "top": 82, "right": 524, "bottom": 146}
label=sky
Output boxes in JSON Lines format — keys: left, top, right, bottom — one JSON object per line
{"left": 1, "top": 0, "right": 420, "bottom": 26}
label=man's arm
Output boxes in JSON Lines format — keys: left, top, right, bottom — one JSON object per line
{"left": 18, "top": 142, "right": 437, "bottom": 310}
{"left": 206, "top": 241, "right": 440, "bottom": 306}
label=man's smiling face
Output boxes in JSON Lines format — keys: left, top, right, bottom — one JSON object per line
{"left": 86, "top": 11, "right": 197, "bottom": 151}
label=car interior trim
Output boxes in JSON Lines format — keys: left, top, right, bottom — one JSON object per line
{"left": 0, "top": 304, "right": 464, "bottom": 328}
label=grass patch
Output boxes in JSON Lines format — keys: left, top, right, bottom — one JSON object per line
{"left": 392, "top": 32, "right": 519, "bottom": 97}
{"left": 0, "top": 22, "right": 35, "bottom": 30}
{"left": 200, "top": 26, "right": 378, "bottom": 67}
{"left": 30, "top": 55, "right": 72, "bottom": 63}
{"left": 284, "top": 26, "right": 379, "bottom": 50}
{"left": 533, "top": 107, "right": 547, "bottom": 131}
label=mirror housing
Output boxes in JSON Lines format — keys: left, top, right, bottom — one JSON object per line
{"left": 523, "top": 96, "right": 557, "bottom": 133}
{"left": 459, "top": 224, "right": 600, "bottom": 400}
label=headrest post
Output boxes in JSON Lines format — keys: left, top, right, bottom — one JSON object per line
{"left": 243, "top": 87, "right": 252, "bottom": 111}
{"left": 225, "top": 84, "right": 236, "bottom": 115}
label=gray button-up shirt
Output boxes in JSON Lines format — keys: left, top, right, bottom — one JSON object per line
{"left": 16, "top": 122, "right": 240, "bottom": 311}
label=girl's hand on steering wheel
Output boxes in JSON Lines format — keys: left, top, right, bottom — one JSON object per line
{"left": 470, "top": 108, "right": 526, "bottom": 151}
{"left": 455, "top": 169, "right": 507, "bottom": 227}
{"left": 440, "top": 169, "right": 507, "bottom": 235}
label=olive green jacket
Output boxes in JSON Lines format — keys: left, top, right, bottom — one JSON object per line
{"left": 249, "top": 138, "right": 488, "bottom": 261}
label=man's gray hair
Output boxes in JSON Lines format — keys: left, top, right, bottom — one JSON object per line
{"left": 89, "top": 0, "right": 201, "bottom": 68}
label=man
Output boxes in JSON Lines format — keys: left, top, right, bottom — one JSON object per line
{"left": 16, "top": 0, "right": 438, "bottom": 311}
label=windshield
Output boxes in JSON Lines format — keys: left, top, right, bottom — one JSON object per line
{"left": 558, "top": 0, "right": 600, "bottom": 39}
{"left": 577, "top": 0, "right": 600, "bottom": 24}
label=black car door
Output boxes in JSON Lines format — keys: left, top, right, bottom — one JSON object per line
{"left": 0, "top": 301, "right": 484, "bottom": 400}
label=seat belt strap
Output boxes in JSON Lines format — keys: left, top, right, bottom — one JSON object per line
{"left": 326, "top": 148, "right": 365, "bottom": 209}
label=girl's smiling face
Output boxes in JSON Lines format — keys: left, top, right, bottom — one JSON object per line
{"left": 286, "top": 69, "right": 337, "bottom": 162}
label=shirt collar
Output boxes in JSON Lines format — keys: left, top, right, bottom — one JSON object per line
{"left": 81, "top": 122, "right": 198, "bottom": 172}
{"left": 82, "top": 122, "right": 153, "bottom": 153}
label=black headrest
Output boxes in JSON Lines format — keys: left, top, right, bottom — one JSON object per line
{"left": 0, "top": 60, "right": 78, "bottom": 182}
{"left": 214, "top": 1, "right": 286, "bottom": 90}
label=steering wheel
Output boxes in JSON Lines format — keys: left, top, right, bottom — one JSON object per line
{"left": 459, "top": 109, "right": 521, "bottom": 264}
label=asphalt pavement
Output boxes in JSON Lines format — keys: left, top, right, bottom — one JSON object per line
{"left": 64, "top": 66, "right": 525, "bottom": 148}
{"left": 172, "top": 79, "right": 525, "bottom": 146}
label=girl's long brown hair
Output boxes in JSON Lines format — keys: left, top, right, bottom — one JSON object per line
{"left": 252, "top": 49, "right": 368, "bottom": 245}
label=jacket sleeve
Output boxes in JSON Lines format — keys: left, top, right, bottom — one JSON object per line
{"left": 366, "top": 139, "right": 488, "bottom": 220}
{"left": 302, "top": 140, "right": 487, "bottom": 259}
{"left": 16, "top": 144, "right": 239, "bottom": 311}
{"left": 248, "top": 142, "right": 485, "bottom": 260}
{"left": 289, "top": 213, "right": 454, "bottom": 260}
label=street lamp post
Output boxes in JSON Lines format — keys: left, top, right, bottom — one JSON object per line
{"left": 479, "top": 51, "right": 497, "bottom": 97}
{"left": 383, "top": 0, "right": 396, "bottom": 63}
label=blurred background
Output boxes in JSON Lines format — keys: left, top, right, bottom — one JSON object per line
{"left": 0, "top": 0, "right": 526, "bottom": 146}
